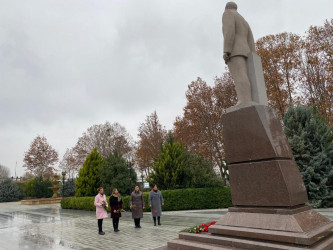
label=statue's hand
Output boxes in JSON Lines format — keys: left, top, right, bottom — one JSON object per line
{"left": 223, "top": 52, "right": 231, "bottom": 64}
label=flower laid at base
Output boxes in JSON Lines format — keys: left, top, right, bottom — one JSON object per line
{"left": 181, "top": 221, "right": 216, "bottom": 234}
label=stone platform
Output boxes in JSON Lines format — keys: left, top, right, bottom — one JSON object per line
{"left": 163, "top": 105, "right": 333, "bottom": 249}
{"left": 21, "top": 197, "right": 62, "bottom": 205}
{"left": 167, "top": 231, "right": 333, "bottom": 250}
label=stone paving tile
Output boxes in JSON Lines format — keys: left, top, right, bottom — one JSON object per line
{"left": 0, "top": 202, "right": 332, "bottom": 250}
{"left": 0, "top": 202, "right": 225, "bottom": 250}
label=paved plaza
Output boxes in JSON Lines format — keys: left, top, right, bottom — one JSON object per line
{"left": 0, "top": 202, "right": 332, "bottom": 250}
{"left": 0, "top": 202, "right": 225, "bottom": 250}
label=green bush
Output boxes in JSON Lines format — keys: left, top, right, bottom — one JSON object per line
{"left": 0, "top": 179, "right": 20, "bottom": 202}
{"left": 25, "top": 178, "right": 35, "bottom": 197}
{"left": 24, "top": 176, "right": 53, "bottom": 198}
{"left": 60, "top": 179, "right": 76, "bottom": 197}
{"left": 16, "top": 182, "right": 27, "bottom": 199}
{"left": 61, "top": 187, "right": 232, "bottom": 212}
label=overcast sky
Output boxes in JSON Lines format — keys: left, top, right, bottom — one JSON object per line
{"left": 0, "top": 0, "right": 332, "bottom": 177}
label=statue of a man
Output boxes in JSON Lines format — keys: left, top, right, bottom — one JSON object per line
{"left": 222, "top": 1, "right": 256, "bottom": 105}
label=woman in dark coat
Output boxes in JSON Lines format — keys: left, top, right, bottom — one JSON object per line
{"left": 149, "top": 184, "right": 164, "bottom": 226}
{"left": 130, "top": 185, "right": 145, "bottom": 228}
{"left": 109, "top": 188, "right": 124, "bottom": 232}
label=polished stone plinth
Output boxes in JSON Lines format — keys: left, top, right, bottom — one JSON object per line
{"left": 229, "top": 159, "right": 308, "bottom": 206}
{"left": 165, "top": 104, "right": 333, "bottom": 249}
{"left": 222, "top": 104, "right": 293, "bottom": 163}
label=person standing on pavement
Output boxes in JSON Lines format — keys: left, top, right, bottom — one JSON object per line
{"left": 109, "top": 188, "right": 124, "bottom": 232}
{"left": 94, "top": 187, "right": 108, "bottom": 235}
{"left": 149, "top": 184, "right": 164, "bottom": 226}
{"left": 130, "top": 185, "right": 145, "bottom": 228}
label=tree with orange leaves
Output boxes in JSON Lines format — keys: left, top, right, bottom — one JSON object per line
{"left": 256, "top": 32, "right": 303, "bottom": 118}
{"left": 300, "top": 19, "right": 333, "bottom": 123}
{"left": 174, "top": 74, "right": 236, "bottom": 185}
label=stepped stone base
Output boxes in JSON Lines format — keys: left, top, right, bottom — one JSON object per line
{"left": 161, "top": 206, "right": 333, "bottom": 250}
{"left": 210, "top": 206, "right": 333, "bottom": 246}
{"left": 167, "top": 231, "right": 333, "bottom": 250}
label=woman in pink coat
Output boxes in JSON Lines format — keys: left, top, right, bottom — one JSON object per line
{"left": 94, "top": 187, "right": 108, "bottom": 235}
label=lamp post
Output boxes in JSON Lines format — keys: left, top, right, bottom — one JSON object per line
{"left": 61, "top": 171, "right": 66, "bottom": 197}
{"left": 141, "top": 174, "right": 144, "bottom": 189}
{"left": 127, "top": 159, "right": 134, "bottom": 195}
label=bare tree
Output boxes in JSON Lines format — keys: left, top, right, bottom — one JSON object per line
{"left": 0, "top": 164, "right": 10, "bottom": 179}
{"left": 136, "top": 111, "right": 167, "bottom": 175}
{"left": 71, "top": 122, "right": 134, "bottom": 170}
{"left": 59, "top": 148, "right": 78, "bottom": 178}
{"left": 23, "top": 135, "right": 59, "bottom": 177}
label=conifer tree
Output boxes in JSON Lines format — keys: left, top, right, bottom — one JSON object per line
{"left": 283, "top": 105, "right": 333, "bottom": 207}
{"left": 75, "top": 148, "right": 104, "bottom": 197}
{"left": 147, "top": 133, "right": 187, "bottom": 190}
{"left": 100, "top": 150, "right": 137, "bottom": 195}
{"left": 147, "top": 133, "right": 222, "bottom": 189}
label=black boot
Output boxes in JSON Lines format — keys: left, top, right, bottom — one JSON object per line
{"left": 153, "top": 216, "right": 156, "bottom": 226}
{"left": 137, "top": 218, "right": 141, "bottom": 228}
{"left": 112, "top": 218, "right": 116, "bottom": 232}
{"left": 158, "top": 216, "right": 161, "bottom": 226}
{"left": 115, "top": 218, "right": 120, "bottom": 232}
{"left": 113, "top": 218, "right": 119, "bottom": 232}
{"left": 98, "top": 219, "right": 105, "bottom": 235}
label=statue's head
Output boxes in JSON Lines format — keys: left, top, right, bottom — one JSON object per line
{"left": 225, "top": 2, "right": 237, "bottom": 10}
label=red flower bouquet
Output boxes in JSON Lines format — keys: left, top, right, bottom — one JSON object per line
{"left": 153, "top": 209, "right": 157, "bottom": 213}
{"left": 185, "top": 221, "right": 216, "bottom": 234}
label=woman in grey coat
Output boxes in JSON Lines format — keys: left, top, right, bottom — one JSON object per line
{"left": 130, "top": 185, "right": 145, "bottom": 228}
{"left": 149, "top": 185, "right": 164, "bottom": 226}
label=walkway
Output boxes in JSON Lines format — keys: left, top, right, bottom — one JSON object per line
{"left": 1, "top": 202, "right": 332, "bottom": 250}
{"left": 0, "top": 202, "right": 228, "bottom": 250}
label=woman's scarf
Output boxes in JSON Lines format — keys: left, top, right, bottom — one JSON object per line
{"left": 112, "top": 194, "right": 121, "bottom": 202}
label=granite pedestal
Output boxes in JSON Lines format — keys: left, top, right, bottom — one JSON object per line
{"left": 165, "top": 105, "right": 333, "bottom": 250}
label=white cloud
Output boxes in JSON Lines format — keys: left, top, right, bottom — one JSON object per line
{"left": 0, "top": 0, "right": 332, "bottom": 176}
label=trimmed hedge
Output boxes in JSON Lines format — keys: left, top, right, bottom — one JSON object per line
{"left": 61, "top": 187, "right": 231, "bottom": 212}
